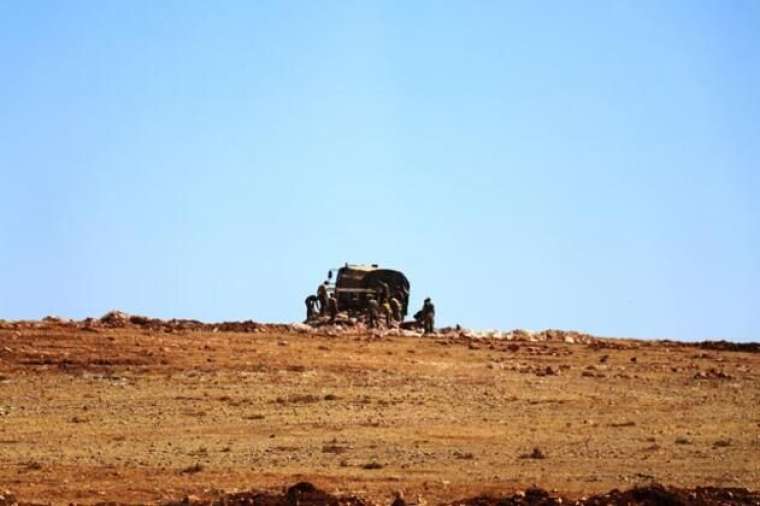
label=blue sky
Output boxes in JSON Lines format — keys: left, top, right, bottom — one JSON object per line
{"left": 1, "top": 1, "right": 758, "bottom": 340}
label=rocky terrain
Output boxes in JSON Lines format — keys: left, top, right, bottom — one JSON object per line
{"left": 0, "top": 314, "right": 758, "bottom": 505}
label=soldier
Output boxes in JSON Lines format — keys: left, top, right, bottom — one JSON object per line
{"left": 395, "top": 287, "right": 409, "bottom": 319}
{"left": 382, "top": 300, "right": 392, "bottom": 327}
{"left": 389, "top": 296, "right": 402, "bottom": 323}
{"left": 422, "top": 297, "right": 435, "bottom": 334}
{"left": 367, "top": 297, "right": 379, "bottom": 328}
{"left": 413, "top": 308, "right": 424, "bottom": 327}
{"left": 317, "top": 281, "right": 329, "bottom": 315}
{"left": 327, "top": 293, "right": 339, "bottom": 323}
{"left": 304, "top": 294, "right": 318, "bottom": 322}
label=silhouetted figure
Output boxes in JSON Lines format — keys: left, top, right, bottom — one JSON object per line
{"left": 421, "top": 297, "right": 435, "bottom": 334}
{"left": 304, "top": 295, "right": 318, "bottom": 322}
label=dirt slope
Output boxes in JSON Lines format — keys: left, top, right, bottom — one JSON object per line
{"left": 0, "top": 319, "right": 758, "bottom": 505}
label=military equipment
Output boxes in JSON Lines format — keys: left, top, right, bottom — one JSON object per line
{"left": 326, "top": 263, "right": 410, "bottom": 319}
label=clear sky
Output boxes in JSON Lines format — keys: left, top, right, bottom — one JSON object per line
{"left": 1, "top": 1, "right": 758, "bottom": 341}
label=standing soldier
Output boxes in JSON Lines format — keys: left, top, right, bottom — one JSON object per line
{"left": 422, "top": 297, "right": 435, "bottom": 334}
{"left": 389, "top": 296, "right": 402, "bottom": 324}
{"left": 317, "top": 281, "right": 329, "bottom": 315}
{"left": 367, "top": 297, "right": 379, "bottom": 328}
{"left": 382, "top": 300, "right": 392, "bottom": 327}
{"left": 304, "top": 295, "right": 318, "bottom": 322}
{"left": 327, "top": 293, "right": 339, "bottom": 323}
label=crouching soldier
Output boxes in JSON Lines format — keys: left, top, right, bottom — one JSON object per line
{"left": 305, "top": 294, "right": 318, "bottom": 322}
{"left": 327, "top": 293, "right": 339, "bottom": 323}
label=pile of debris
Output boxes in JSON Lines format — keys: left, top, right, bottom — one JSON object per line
{"left": 296, "top": 322, "right": 597, "bottom": 344}
{"left": 437, "top": 327, "right": 597, "bottom": 344}
{"left": 0, "top": 311, "right": 269, "bottom": 334}
{"left": 96, "top": 311, "right": 268, "bottom": 333}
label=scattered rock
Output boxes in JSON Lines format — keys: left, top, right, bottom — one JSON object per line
{"left": 519, "top": 447, "right": 546, "bottom": 459}
{"left": 454, "top": 484, "right": 760, "bottom": 506}
{"left": 391, "top": 491, "right": 407, "bottom": 506}
{"left": 694, "top": 369, "right": 733, "bottom": 380}
{"left": 20, "top": 460, "right": 43, "bottom": 471}
{"left": 322, "top": 445, "right": 348, "bottom": 454}
{"left": 179, "top": 463, "right": 204, "bottom": 474}
{"left": 0, "top": 490, "right": 17, "bottom": 506}
{"left": 289, "top": 323, "right": 313, "bottom": 333}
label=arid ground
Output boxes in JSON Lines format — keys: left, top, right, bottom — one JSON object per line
{"left": 0, "top": 319, "right": 758, "bottom": 505}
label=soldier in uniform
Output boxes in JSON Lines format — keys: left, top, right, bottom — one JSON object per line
{"left": 367, "top": 297, "right": 379, "bottom": 328}
{"left": 422, "top": 297, "right": 435, "bottom": 334}
{"left": 413, "top": 309, "right": 424, "bottom": 327}
{"left": 317, "top": 281, "right": 329, "bottom": 315}
{"left": 304, "top": 294, "right": 318, "bottom": 322}
{"left": 327, "top": 293, "right": 339, "bottom": 323}
{"left": 382, "top": 300, "right": 392, "bottom": 327}
{"left": 389, "top": 296, "right": 402, "bottom": 323}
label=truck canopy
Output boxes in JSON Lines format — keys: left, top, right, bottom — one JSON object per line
{"left": 333, "top": 264, "right": 410, "bottom": 317}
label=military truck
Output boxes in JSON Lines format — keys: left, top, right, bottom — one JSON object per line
{"left": 324, "top": 263, "right": 410, "bottom": 319}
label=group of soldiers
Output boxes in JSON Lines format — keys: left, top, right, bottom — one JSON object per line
{"left": 304, "top": 281, "right": 436, "bottom": 333}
